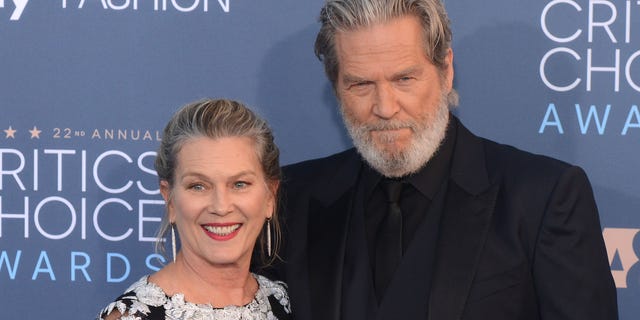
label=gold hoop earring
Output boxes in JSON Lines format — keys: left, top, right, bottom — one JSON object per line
{"left": 171, "top": 222, "right": 177, "bottom": 263}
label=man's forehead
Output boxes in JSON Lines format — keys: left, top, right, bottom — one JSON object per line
{"left": 334, "top": 17, "right": 425, "bottom": 57}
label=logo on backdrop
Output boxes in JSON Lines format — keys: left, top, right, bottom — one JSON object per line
{"left": 603, "top": 228, "right": 640, "bottom": 289}
{"left": 538, "top": 0, "right": 640, "bottom": 135}
{"left": 1, "top": 124, "right": 166, "bottom": 284}
{"left": 1, "top": 0, "right": 231, "bottom": 21}
{"left": 0, "top": 0, "right": 27, "bottom": 20}
{"left": 535, "top": 1, "right": 640, "bottom": 291}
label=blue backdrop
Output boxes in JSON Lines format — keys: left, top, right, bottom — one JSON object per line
{"left": 0, "top": 1, "right": 638, "bottom": 318}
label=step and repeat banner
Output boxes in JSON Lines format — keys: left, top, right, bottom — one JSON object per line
{"left": 0, "top": 1, "right": 638, "bottom": 318}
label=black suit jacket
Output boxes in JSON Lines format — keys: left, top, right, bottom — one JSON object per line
{"left": 276, "top": 117, "right": 617, "bottom": 320}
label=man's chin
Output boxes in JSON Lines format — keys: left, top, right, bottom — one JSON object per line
{"left": 371, "top": 131, "right": 412, "bottom": 146}
{"left": 372, "top": 144, "right": 407, "bottom": 158}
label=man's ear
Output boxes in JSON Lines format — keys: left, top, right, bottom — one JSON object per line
{"left": 444, "top": 48, "right": 454, "bottom": 91}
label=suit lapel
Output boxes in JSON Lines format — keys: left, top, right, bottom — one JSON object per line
{"left": 428, "top": 118, "right": 500, "bottom": 320}
{"left": 306, "top": 150, "right": 362, "bottom": 320}
{"left": 307, "top": 190, "right": 354, "bottom": 320}
{"left": 428, "top": 181, "right": 499, "bottom": 319}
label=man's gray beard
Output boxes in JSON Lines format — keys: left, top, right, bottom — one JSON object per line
{"left": 341, "top": 95, "right": 450, "bottom": 178}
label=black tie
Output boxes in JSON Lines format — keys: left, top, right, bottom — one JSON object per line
{"left": 375, "top": 179, "right": 403, "bottom": 302}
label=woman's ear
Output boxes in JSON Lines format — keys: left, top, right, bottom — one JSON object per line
{"left": 269, "top": 180, "right": 280, "bottom": 197}
{"left": 267, "top": 180, "right": 280, "bottom": 219}
{"left": 160, "top": 180, "right": 171, "bottom": 202}
{"left": 160, "top": 180, "right": 174, "bottom": 220}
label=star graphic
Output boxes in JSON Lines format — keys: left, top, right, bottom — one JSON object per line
{"left": 29, "top": 126, "right": 42, "bottom": 139}
{"left": 4, "top": 126, "right": 17, "bottom": 139}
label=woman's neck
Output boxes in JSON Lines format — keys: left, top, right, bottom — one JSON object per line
{"left": 150, "top": 253, "right": 258, "bottom": 308}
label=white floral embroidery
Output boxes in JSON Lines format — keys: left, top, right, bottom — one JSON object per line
{"left": 255, "top": 274, "right": 291, "bottom": 314}
{"left": 98, "top": 274, "right": 290, "bottom": 320}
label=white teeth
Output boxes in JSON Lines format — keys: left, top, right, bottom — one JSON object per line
{"left": 204, "top": 224, "right": 240, "bottom": 236}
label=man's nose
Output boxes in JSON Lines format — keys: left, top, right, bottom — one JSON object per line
{"left": 372, "top": 83, "right": 400, "bottom": 119}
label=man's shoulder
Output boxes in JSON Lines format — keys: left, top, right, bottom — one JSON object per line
{"left": 476, "top": 135, "right": 588, "bottom": 191}
{"left": 481, "top": 137, "right": 572, "bottom": 174}
{"left": 282, "top": 148, "right": 359, "bottom": 183}
{"left": 451, "top": 118, "right": 593, "bottom": 203}
{"left": 280, "top": 149, "right": 360, "bottom": 205}
{"left": 454, "top": 116, "right": 573, "bottom": 178}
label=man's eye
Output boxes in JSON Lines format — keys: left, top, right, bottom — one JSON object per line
{"left": 349, "top": 81, "right": 371, "bottom": 89}
{"left": 233, "top": 181, "right": 249, "bottom": 189}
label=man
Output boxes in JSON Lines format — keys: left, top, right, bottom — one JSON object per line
{"left": 276, "top": 0, "right": 618, "bottom": 319}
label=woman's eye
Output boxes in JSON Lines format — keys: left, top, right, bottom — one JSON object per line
{"left": 190, "top": 184, "right": 205, "bottom": 191}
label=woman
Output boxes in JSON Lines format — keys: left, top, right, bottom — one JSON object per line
{"left": 99, "top": 99, "right": 291, "bottom": 319}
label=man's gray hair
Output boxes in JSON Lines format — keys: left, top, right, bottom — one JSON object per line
{"left": 315, "top": 0, "right": 458, "bottom": 105}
